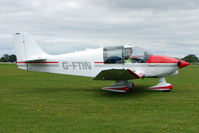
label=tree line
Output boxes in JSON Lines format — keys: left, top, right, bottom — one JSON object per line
{"left": 0, "top": 54, "right": 198, "bottom": 63}
{"left": 181, "top": 54, "right": 199, "bottom": 63}
{"left": 0, "top": 54, "right": 17, "bottom": 62}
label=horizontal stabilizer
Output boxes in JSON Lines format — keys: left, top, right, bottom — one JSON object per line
{"left": 17, "top": 57, "right": 46, "bottom": 63}
{"left": 94, "top": 68, "right": 145, "bottom": 80}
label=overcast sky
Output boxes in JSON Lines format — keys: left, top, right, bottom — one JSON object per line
{"left": 0, "top": 0, "right": 199, "bottom": 58}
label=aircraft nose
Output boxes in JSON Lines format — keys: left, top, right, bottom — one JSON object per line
{"left": 146, "top": 55, "right": 179, "bottom": 63}
{"left": 146, "top": 55, "right": 190, "bottom": 68}
{"left": 178, "top": 60, "right": 190, "bottom": 68}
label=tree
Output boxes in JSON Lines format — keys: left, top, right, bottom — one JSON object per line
{"left": 0, "top": 57, "right": 5, "bottom": 62}
{"left": 181, "top": 54, "right": 199, "bottom": 63}
{"left": 9, "top": 54, "right": 17, "bottom": 62}
{"left": 3, "top": 54, "right": 9, "bottom": 62}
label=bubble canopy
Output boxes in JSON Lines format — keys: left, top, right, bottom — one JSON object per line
{"left": 103, "top": 45, "right": 152, "bottom": 64}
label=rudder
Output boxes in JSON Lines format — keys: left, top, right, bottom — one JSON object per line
{"left": 14, "top": 32, "right": 48, "bottom": 62}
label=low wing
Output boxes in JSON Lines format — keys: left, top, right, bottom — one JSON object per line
{"left": 94, "top": 68, "right": 145, "bottom": 80}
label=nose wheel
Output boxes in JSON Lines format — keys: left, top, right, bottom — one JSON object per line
{"left": 148, "top": 77, "right": 173, "bottom": 92}
{"left": 102, "top": 80, "right": 134, "bottom": 93}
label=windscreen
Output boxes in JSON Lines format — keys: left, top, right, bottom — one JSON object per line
{"left": 124, "top": 46, "right": 151, "bottom": 63}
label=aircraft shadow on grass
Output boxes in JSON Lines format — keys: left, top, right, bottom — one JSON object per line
{"left": 97, "top": 85, "right": 157, "bottom": 98}
{"left": 29, "top": 84, "right": 156, "bottom": 98}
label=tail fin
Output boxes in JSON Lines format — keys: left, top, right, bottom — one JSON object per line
{"left": 14, "top": 32, "right": 48, "bottom": 62}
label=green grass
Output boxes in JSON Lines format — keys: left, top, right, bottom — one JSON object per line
{"left": 0, "top": 64, "right": 199, "bottom": 133}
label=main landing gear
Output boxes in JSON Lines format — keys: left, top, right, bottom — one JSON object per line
{"left": 148, "top": 77, "right": 173, "bottom": 92}
{"left": 102, "top": 80, "right": 134, "bottom": 93}
{"left": 102, "top": 77, "right": 173, "bottom": 93}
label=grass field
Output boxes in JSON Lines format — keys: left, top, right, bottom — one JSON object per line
{"left": 0, "top": 64, "right": 199, "bottom": 133}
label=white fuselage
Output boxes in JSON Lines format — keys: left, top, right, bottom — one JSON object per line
{"left": 17, "top": 48, "right": 178, "bottom": 79}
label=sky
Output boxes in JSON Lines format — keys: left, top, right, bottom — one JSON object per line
{"left": 0, "top": 0, "right": 199, "bottom": 58}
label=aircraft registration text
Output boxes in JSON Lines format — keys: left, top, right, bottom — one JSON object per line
{"left": 62, "top": 62, "right": 92, "bottom": 70}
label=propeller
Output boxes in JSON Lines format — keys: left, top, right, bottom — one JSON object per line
{"left": 177, "top": 59, "right": 181, "bottom": 67}
{"left": 177, "top": 59, "right": 190, "bottom": 68}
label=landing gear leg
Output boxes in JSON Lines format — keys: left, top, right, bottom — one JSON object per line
{"left": 148, "top": 77, "right": 173, "bottom": 92}
{"left": 102, "top": 80, "right": 134, "bottom": 93}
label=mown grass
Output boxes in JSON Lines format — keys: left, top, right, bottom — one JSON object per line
{"left": 0, "top": 64, "right": 199, "bottom": 133}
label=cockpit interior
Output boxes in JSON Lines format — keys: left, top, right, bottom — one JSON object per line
{"left": 103, "top": 46, "right": 151, "bottom": 64}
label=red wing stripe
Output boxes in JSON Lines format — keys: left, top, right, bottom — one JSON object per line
{"left": 126, "top": 69, "right": 142, "bottom": 78}
{"left": 17, "top": 62, "right": 59, "bottom": 64}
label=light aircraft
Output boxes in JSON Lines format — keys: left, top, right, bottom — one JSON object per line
{"left": 14, "top": 32, "right": 189, "bottom": 93}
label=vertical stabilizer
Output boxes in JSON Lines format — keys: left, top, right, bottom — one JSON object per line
{"left": 14, "top": 32, "right": 48, "bottom": 62}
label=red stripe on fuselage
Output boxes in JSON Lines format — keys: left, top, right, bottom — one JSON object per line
{"left": 95, "top": 62, "right": 104, "bottom": 64}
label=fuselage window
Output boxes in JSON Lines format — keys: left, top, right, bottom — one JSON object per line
{"left": 104, "top": 46, "right": 123, "bottom": 64}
